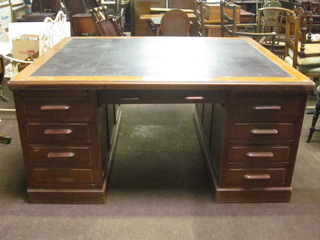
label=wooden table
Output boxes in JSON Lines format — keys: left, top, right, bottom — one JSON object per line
{"left": 9, "top": 37, "right": 314, "bottom": 204}
{"left": 140, "top": 12, "right": 196, "bottom": 20}
{"left": 150, "top": 7, "right": 195, "bottom": 13}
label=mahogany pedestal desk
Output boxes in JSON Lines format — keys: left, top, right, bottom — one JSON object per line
{"left": 8, "top": 37, "right": 314, "bottom": 204}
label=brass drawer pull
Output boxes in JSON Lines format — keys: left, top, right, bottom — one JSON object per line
{"left": 243, "top": 174, "right": 271, "bottom": 180}
{"left": 184, "top": 96, "right": 205, "bottom": 101}
{"left": 246, "top": 152, "right": 274, "bottom": 158}
{"left": 253, "top": 105, "right": 281, "bottom": 111}
{"left": 119, "top": 97, "right": 141, "bottom": 101}
{"left": 47, "top": 152, "right": 75, "bottom": 158}
{"left": 44, "top": 129, "right": 73, "bottom": 135}
{"left": 40, "top": 105, "right": 70, "bottom": 111}
{"left": 250, "top": 129, "right": 278, "bottom": 135}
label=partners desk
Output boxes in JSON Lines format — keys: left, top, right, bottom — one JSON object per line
{"left": 8, "top": 37, "right": 314, "bottom": 204}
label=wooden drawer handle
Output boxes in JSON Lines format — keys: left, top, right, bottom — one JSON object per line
{"left": 250, "top": 129, "right": 278, "bottom": 135}
{"left": 44, "top": 129, "right": 73, "bottom": 135}
{"left": 246, "top": 152, "right": 274, "bottom": 158}
{"left": 119, "top": 97, "right": 141, "bottom": 101}
{"left": 40, "top": 105, "right": 70, "bottom": 111}
{"left": 184, "top": 96, "right": 205, "bottom": 101}
{"left": 47, "top": 152, "right": 75, "bottom": 158}
{"left": 253, "top": 105, "right": 281, "bottom": 111}
{"left": 243, "top": 174, "right": 271, "bottom": 180}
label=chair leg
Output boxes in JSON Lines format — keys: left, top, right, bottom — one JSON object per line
{"left": 0, "top": 133, "right": 11, "bottom": 144}
{"left": 0, "top": 92, "right": 9, "bottom": 102}
{"left": 307, "top": 100, "right": 320, "bottom": 142}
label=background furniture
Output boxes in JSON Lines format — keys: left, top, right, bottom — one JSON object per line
{"left": 8, "top": 37, "right": 313, "bottom": 204}
{"left": 307, "top": 85, "right": 320, "bottom": 142}
{"left": 0, "top": 55, "right": 11, "bottom": 144}
{"left": 17, "top": 0, "right": 61, "bottom": 22}
{"left": 220, "top": 1, "right": 276, "bottom": 52}
{"left": 284, "top": 8, "right": 320, "bottom": 83}
{"left": 64, "top": 0, "right": 99, "bottom": 35}
{"left": 158, "top": 9, "right": 190, "bottom": 35}
{"left": 90, "top": 6, "right": 124, "bottom": 36}
{"left": 204, "top": 1, "right": 241, "bottom": 37}
{"left": 131, "top": 0, "right": 196, "bottom": 36}
{"left": 256, "top": 7, "right": 294, "bottom": 58}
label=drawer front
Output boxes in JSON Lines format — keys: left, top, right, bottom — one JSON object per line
{"left": 98, "top": 90, "right": 227, "bottom": 104}
{"left": 22, "top": 96, "right": 90, "bottom": 120}
{"left": 228, "top": 145, "right": 291, "bottom": 164}
{"left": 233, "top": 96, "right": 300, "bottom": 121}
{"left": 231, "top": 123, "right": 294, "bottom": 141}
{"left": 27, "top": 146, "right": 93, "bottom": 167}
{"left": 31, "top": 168, "right": 94, "bottom": 184}
{"left": 27, "top": 123, "right": 91, "bottom": 144}
{"left": 225, "top": 168, "right": 287, "bottom": 187}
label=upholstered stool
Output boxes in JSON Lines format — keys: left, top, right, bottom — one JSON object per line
{"left": 307, "top": 85, "right": 320, "bottom": 142}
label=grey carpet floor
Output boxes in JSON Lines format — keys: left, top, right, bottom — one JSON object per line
{"left": 0, "top": 82, "right": 320, "bottom": 240}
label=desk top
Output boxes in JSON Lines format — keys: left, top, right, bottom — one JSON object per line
{"left": 9, "top": 37, "right": 314, "bottom": 91}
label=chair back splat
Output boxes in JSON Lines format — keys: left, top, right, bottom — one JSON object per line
{"left": 159, "top": 9, "right": 190, "bottom": 36}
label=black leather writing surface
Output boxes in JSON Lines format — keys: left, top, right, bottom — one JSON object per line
{"left": 32, "top": 38, "right": 291, "bottom": 78}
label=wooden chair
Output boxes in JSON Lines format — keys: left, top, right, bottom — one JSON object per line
{"left": 284, "top": 8, "right": 320, "bottom": 83}
{"left": 220, "top": 1, "right": 276, "bottom": 52}
{"left": 90, "top": 6, "right": 123, "bottom": 36}
{"left": 307, "top": 85, "right": 320, "bottom": 142}
{"left": 0, "top": 56, "right": 11, "bottom": 144}
{"left": 158, "top": 9, "right": 191, "bottom": 36}
{"left": 195, "top": 0, "right": 206, "bottom": 36}
{"left": 256, "top": 7, "right": 294, "bottom": 58}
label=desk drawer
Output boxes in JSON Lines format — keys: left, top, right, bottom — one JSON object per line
{"left": 228, "top": 145, "right": 291, "bottom": 164}
{"left": 225, "top": 168, "right": 287, "bottom": 187}
{"left": 27, "top": 123, "right": 91, "bottom": 144}
{"left": 231, "top": 123, "right": 294, "bottom": 141}
{"left": 98, "top": 90, "right": 227, "bottom": 104}
{"left": 27, "top": 146, "right": 93, "bottom": 167}
{"left": 31, "top": 168, "right": 94, "bottom": 185}
{"left": 22, "top": 96, "right": 90, "bottom": 120}
{"left": 233, "top": 96, "right": 300, "bottom": 121}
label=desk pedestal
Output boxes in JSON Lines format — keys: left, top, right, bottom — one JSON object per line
{"left": 194, "top": 91, "right": 306, "bottom": 203}
{"left": 14, "top": 90, "right": 120, "bottom": 204}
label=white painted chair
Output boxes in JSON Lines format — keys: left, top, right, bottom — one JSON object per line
{"left": 39, "top": 11, "right": 68, "bottom": 56}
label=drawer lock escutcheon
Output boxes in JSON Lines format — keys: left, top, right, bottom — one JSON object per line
{"left": 44, "top": 129, "right": 73, "bottom": 135}
{"left": 40, "top": 105, "right": 71, "bottom": 111}
{"left": 243, "top": 174, "right": 271, "bottom": 180}
{"left": 47, "top": 152, "right": 75, "bottom": 158}
{"left": 253, "top": 105, "right": 281, "bottom": 111}
{"left": 250, "top": 129, "right": 278, "bottom": 135}
{"left": 246, "top": 152, "right": 274, "bottom": 158}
